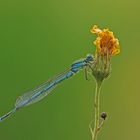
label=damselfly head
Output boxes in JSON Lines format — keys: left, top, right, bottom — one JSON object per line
{"left": 86, "top": 54, "right": 94, "bottom": 62}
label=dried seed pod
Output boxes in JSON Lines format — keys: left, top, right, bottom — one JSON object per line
{"left": 101, "top": 112, "right": 107, "bottom": 120}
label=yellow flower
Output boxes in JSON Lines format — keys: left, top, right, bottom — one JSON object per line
{"left": 90, "top": 25, "right": 120, "bottom": 56}
{"left": 90, "top": 25, "right": 120, "bottom": 82}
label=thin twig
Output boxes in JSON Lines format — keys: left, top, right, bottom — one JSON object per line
{"left": 90, "top": 81, "right": 102, "bottom": 140}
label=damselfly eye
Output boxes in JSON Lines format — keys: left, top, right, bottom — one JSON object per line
{"left": 86, "top": 54, "right": 94, "bottom": 62}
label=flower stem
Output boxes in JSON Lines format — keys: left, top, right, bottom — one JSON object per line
{"left": 92, "top": 81, "right": 102, "bottom": 140}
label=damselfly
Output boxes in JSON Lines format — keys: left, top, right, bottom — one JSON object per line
{"left": 0, "top": 54, "right": 94, "bottom": 122}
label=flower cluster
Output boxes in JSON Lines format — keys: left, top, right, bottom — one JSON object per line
{"left": 90, "top": 25, "right": 120, "bottom": 56}
{"left": 90, "top": 25, "right": 120, "bottom": 83}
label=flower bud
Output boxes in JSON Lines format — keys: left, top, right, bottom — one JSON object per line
{"left": 101, "top": 112, "right": 107, "bottom": 120}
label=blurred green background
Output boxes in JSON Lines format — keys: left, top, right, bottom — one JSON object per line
{"left": 0, "top": 0, "right": 139, "bottom": 140}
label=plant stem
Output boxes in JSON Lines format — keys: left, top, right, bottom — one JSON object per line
{"left": 92, "top": 81, "right": 102, "bottom": 140}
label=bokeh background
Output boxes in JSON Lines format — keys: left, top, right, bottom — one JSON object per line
{"left": 0, "top": 0, "right": 139, "bottom": 140}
